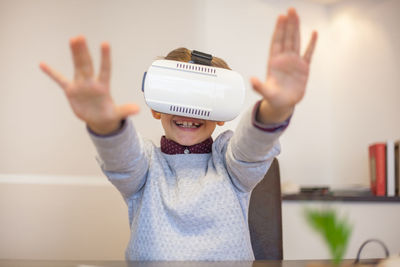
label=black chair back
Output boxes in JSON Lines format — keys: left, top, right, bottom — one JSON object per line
{"left": 248, "top": 158, "right": 283, "bottom": 260}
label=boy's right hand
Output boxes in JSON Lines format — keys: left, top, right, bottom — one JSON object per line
{"left": 40, "top": 35, "right": 140, "bottom": 135}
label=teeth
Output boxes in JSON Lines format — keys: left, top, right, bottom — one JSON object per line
{"left": 175, "top": 121, "right": 201, "bottom": 128}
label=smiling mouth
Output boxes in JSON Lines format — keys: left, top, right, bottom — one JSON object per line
{"left": 174, "top": 120, "right": 202, "bottom": 129}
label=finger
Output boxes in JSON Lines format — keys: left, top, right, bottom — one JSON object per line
{"left": 270, "top": 15, "right": 287, "bottom": 57}
{"left": 39, "top": 62, "right": 70, "bottom": 89}
{"left": 283, "top": 8, "right": 299, "bottom": 53}
{"left": 98, "top": 42, "right": 111, "bottom": 84}
{"left": 117, "top": 104, "right": 141, "bottom": 118}
{"left": 303, "top": 31, "right": 318, "bottom": 64}
{"left": 292, "top": 9, "right": 301, "bottom": 54}
{"left": 70, "top": 35, "right": 94, "bottom": 78}
{"left": 250, "top": 77, "right": 272, "bottom": 100}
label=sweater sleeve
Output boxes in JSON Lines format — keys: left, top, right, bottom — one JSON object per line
{"left": 88, "top": 119, "right": 149, "bottom": 199}
{"left": 225, "top": 103, "right": 285, "bottom": 192}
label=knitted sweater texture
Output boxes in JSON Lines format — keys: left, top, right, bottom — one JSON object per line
{"left": 89, "top": 107, "right": 282, "bottom": 261}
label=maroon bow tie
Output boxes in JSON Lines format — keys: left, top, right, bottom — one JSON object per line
{"left": 160, "top": 136, "right": 213, "bottom": 155}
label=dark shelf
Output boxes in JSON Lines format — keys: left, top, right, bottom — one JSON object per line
{"left": 282, "top": 193, "right": 400, "bottom": 202}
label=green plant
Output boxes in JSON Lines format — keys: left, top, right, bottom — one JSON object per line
{"left": 304, "top": 208, "right": 352, "bottom": 266}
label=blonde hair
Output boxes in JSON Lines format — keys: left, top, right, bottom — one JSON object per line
{"left": 164, "top": 47, "right": 231, "bottom": 70}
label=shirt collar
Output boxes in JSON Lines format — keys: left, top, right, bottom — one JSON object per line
{"left": 160, "top": 136, "right": 213, "bottom": 155}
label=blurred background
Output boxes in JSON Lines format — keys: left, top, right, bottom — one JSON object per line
{"left": 0, "top": 0, "right": 399, "bottom": 261}
{"left": 1, "top": 0, "right": 400, "bottom": 186}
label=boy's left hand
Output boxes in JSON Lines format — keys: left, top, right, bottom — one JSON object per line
{"left": 251, "top": 8, "right": 318, "bottom": 124}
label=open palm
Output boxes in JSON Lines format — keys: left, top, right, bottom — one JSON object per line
{"left": 251, "top": 8, "right": 317, "bottom": 123}
{"left": 40, "top": 36, "right": 139, "bottom": 134}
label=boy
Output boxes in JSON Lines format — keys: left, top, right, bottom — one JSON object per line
{"left": 40, "top": 8, "right": 317, "bottom": 261}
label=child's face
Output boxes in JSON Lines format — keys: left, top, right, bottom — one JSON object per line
{"left": 152, "top": 111, "right": 224, "bottom": 146}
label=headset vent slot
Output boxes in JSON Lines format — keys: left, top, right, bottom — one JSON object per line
{"left": 170, "top": 105, "right": 210, "bottom": 117}
{"left": 176, "top": 63, "right": 216, "bottom": 74}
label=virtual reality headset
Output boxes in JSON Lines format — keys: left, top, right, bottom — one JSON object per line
{"left": 141, "top": 50, "right": 245, "bottom": 121}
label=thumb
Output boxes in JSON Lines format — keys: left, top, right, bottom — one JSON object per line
{"left": 250, "top": 77, "right": 272, "bottom": 100}
{"left": 117, "top": 104, "right": 140, "bottom": 118}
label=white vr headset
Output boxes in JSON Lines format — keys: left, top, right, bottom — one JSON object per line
{"left": 141, "top": 50, "right": 245, "bottom": 121}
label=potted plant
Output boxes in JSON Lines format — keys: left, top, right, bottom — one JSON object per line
{"left": 304, "top": 208, "right": 353, "bottom": 267}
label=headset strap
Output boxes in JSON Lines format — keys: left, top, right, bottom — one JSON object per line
{"left": 191, "top": 50, "right": 213, "bottom": 66}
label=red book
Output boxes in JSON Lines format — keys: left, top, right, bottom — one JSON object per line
{"left": 369, "top": 143, "right": 386, "bottom": 196}
{"left": 395, "top": 141, "right": 400, "bottom": 196}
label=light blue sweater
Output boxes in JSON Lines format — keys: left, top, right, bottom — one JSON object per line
{"left": 89, "top": 107, "right": 283, "bottom": 261}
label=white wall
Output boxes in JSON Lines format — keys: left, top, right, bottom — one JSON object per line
{"left": 0, "top": 0, "right": 204, "bottom": 176}
{"left": 0, "top": 176, "right": 129, "bottom": 260}
{"left": 200, "top": 0, "right": 400, "bottom": 188}
{"left": 327, "top": 0, "right": 400, "bottom": 186}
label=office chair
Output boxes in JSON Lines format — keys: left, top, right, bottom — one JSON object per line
{"left": 248, "top": 158, "right": 283, "bottom": 260}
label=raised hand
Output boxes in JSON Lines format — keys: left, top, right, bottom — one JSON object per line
{"left": 40, "top": 36, "right": 139, "bottom": 135}
{"left": 251, "top": 8, "right": 318, "bottom": 124}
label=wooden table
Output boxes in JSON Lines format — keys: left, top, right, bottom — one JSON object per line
{"left": 0, "top": 259, "right": 378, "bottom": 267}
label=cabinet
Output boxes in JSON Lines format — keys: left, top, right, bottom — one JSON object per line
{"left": 281, "top": 196, "right": 400, "bottom": 260}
